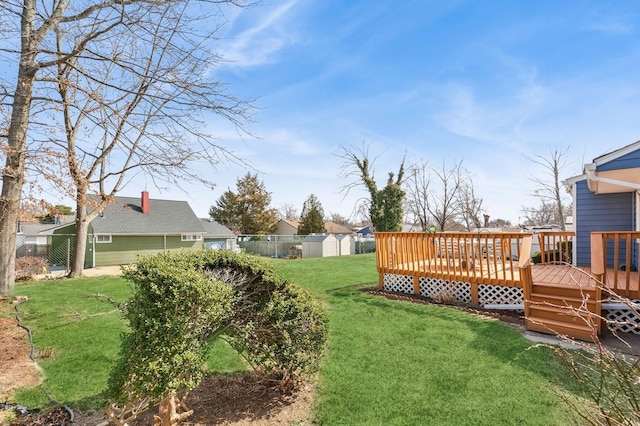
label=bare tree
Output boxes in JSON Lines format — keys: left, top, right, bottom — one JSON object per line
{"left": 406, "top": 159, "right": 466, "bottom": 232}
{"left": 0, "top": 1, "right": 253, "bottom": 288}
{"left": 404, "top": 160, "right": 432, "bottom": 231}
{"left": 278, "top": 203, "right": 298, "bottom": 221}
{"left": 521, "top": 200, "right": 572, "bottom": 228}
{"left": 328, "top": 212, "right": 351, "bottom": 227}
{"left": 337, "top": 143, "right": 406, "bottom": 232}
{"left": 456, "top": 180, "right": 484, "bottom": 231}
{"left": 526, "top": 146, "right": 572, "bottom": 230}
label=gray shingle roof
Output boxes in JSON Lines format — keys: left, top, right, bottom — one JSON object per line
{"left": 199, "top": 218, "right": 235, "bottom": 238}
{"left": 90, "top": 196, "right": 204, "bottom": 234}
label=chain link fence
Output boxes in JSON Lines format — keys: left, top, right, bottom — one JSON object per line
{"left": 15, "top": 233, "right": 378, "bottom": 275}
{"left": 16, "top": 234, "right": 78, "bottom": 274}
{"left": 237, "top": 235, "right": 376, "bottom": 258}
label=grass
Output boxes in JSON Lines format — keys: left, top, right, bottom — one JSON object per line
{"left": 10, "top": 254, "right": 584, "bottom": 424}
{"left": 275, "top": 255, "right": 580, "bottom": 425}
{"left": 12, "top": 277, "right": 130, "bottom": 410}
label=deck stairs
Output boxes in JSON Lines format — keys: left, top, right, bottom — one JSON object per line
{"left": 524, "top": 281, "right": 601, "bottom": 342}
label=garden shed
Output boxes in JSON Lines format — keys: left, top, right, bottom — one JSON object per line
{"left": 302, "top": 234, "right": 339, "bottom": 258}
{"left": 337, "top": 234, "right": 355, "bottom": 256}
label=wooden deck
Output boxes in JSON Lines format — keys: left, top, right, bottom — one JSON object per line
{"left": 531, "top": 263, "right": 640, "bottom": 295}
{"left": 375, "top": 231, "right": 640, "bottom": 341}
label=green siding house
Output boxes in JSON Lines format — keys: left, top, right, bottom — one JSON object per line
{"left": 200, "top": 218, "right": 237, "bottom": 251}
{"left": 52, "top": 192, "right": 207, "bottom": 267}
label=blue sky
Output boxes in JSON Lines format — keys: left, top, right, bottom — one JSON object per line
{"left": 19, "top": 1, "right": 640, "bottom": 223}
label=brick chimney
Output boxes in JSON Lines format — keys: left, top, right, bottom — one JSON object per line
{"left": 141, "top": 191, "right": 150, "bottom": 214}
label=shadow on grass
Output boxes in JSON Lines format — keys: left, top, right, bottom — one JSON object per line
{"left": 324, "top": 283, "right": 585, "bottom": 397}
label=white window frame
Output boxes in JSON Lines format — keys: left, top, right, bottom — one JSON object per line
{"left": 96, "top": 235, "right": 112, "bottom": 243}
{"left": 181, "top": 234, "right": 202, "bottom": 241}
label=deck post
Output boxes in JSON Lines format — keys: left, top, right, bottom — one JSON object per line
{"left": 519, "top": 235, "right": 533, "bottom": 318}
{"left": 413, "top": 275, "right": 420, "bottom": 295}
{"left": 470, "top": 280, "right": 478, "bottom": 305}
{"left": 590, "top": 233, "right": 605, "bottom": 285}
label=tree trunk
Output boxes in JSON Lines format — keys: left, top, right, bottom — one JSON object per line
{"left": 0, "top": 7, "right": 37, "bottom": 295}
{"left": 69, "top": 202, "right": 90, "bottom": 278}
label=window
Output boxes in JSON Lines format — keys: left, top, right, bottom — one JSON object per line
{"left": 181, "top": 234, "right": 202, "bottom": 241}
{"left": 96, "top": 235, "right": 112, "bottom": 243}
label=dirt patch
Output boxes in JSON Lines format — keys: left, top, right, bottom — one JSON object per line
{"left": 69, "top": 373, "right": 315, "bottom": 426}
{"left": 0, "top": 299, "right": 42, "bottom": 400}
{"left": 0, "top": 298, "right": 42, "bottom": 425}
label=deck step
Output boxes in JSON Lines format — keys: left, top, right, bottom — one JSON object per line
{"left": 530, "top": 283, "right": 597, "bottom": 299}
{"left": 527, "top": 303, "right": 598, "bottom": 325}
{"left": 528, "top": 293, "right": 599, "bottom": 311}
{"left": 525, "top": 316, "right": 597, "bottom": 342}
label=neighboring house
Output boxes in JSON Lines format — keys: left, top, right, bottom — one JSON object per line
{"left": 17, "top": 222, "right": 55, "bottom": 258}
{"left": 49, "top": 191, "right": 206, "bottom": 268}
{"left": 200, "top": 218, "right": 237, "bottom": 251}
{"left": 563, "top": 141, "right": 640, "bottom": 266}
{"left": 275, "top": 219, "right": 300, "bottom": 235}
{"left": 357, "top": 225, "right": 374, "bottom": 237}
{"left": 323, "top": 221, "right": 355, "bottom": 235}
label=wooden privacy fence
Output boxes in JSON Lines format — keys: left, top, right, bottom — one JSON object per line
{"left": 375, "top": 232, "right": 533, "bottom": 304}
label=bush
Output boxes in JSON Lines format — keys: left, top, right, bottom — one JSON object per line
{"left": 531, "top": 248, "right": 572, "bottom": 264}
{"left": 15, "top": 256, "right": 48, "bottom": 281}
{"left": 106, "top": 250, "right": 327, "bottom": 425}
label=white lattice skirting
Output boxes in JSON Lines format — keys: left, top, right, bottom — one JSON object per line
{"left": 419, "top": 277, "right": 471, "bottom": 304}
{"left": 478, "top": 284, "right": 523, "bottom": 305}
{"left": 605, "top": 299, "right": 640, "bottom": 335}
{"left": 382, "top": 274, "right": 524, "bottom": 311}
{"left": 382, "top": 273, "right": 415, "bottom": 294}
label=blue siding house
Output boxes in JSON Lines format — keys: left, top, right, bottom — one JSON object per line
{"left": 563, "top": 141, "right": 640, "bottom": 267}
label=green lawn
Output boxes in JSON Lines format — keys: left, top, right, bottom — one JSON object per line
{"left": 11, "top": 253, "right": 583, "bottom": 424}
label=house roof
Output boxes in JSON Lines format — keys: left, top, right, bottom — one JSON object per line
{"left": 324, "top": 221, "right": 354, "bottom": 235}
{"left": 583, "top": 140, "right": 640, "bottom": 194}
{"left": 357, "top": 225, "right": 373, "bottom": 235}
{"left": 90, "top": 195, "right": 204, "bottom": 235}
{"left": 19, "top": 223, "right": 60, "bottom": 235}
{"left": 279, "top": 219, "right": 300, "bottom": 229}
{"left": 592, "top": 140, "right": 640, "bottom": 165}
{"left": 199, "top": 218, "right": 235, "bottom": 238}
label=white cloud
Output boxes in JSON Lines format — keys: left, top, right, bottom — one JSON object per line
{"left": 219, "top": 0, "right": 300, "bottom": 68}
{"left": 585, "top": 15, "right": 634, "bottom": 35}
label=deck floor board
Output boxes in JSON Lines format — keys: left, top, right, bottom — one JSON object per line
{"left": 532, "top": 264, "right": 639, "bottom": 296}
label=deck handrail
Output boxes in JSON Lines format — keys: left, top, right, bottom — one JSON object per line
{"left": 591, "top": 231, "right": 640, "bottom": 298}
{"left": 536, "top": 231, "right": 574, "bottom": 264}
{"left": 374, "top": 231, "right": 532, "bottom": 288}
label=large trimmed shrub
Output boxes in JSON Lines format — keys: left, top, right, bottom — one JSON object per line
{"left": 106, "top": 250, "right": 327, "bottom": 425}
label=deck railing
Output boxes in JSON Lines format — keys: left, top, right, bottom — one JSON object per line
{"left": 591, "top": 231, "right": 640, "bottom": 298}
{"left": 536, "top": 231, "right": 574, "bottom": 264}
{"left": 375, "top": 232, "right": 533, "bottom": 289}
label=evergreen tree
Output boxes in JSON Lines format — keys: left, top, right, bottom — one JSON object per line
{"left": 298, "top": 194, "right": 326, "bottom": 235}
{"left": 209, "top": 173, "right": 277, "bottom": 234}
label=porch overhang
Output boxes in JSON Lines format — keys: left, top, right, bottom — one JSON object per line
{"left": 584, "top": 163, "right": 640, "bottom": 194}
